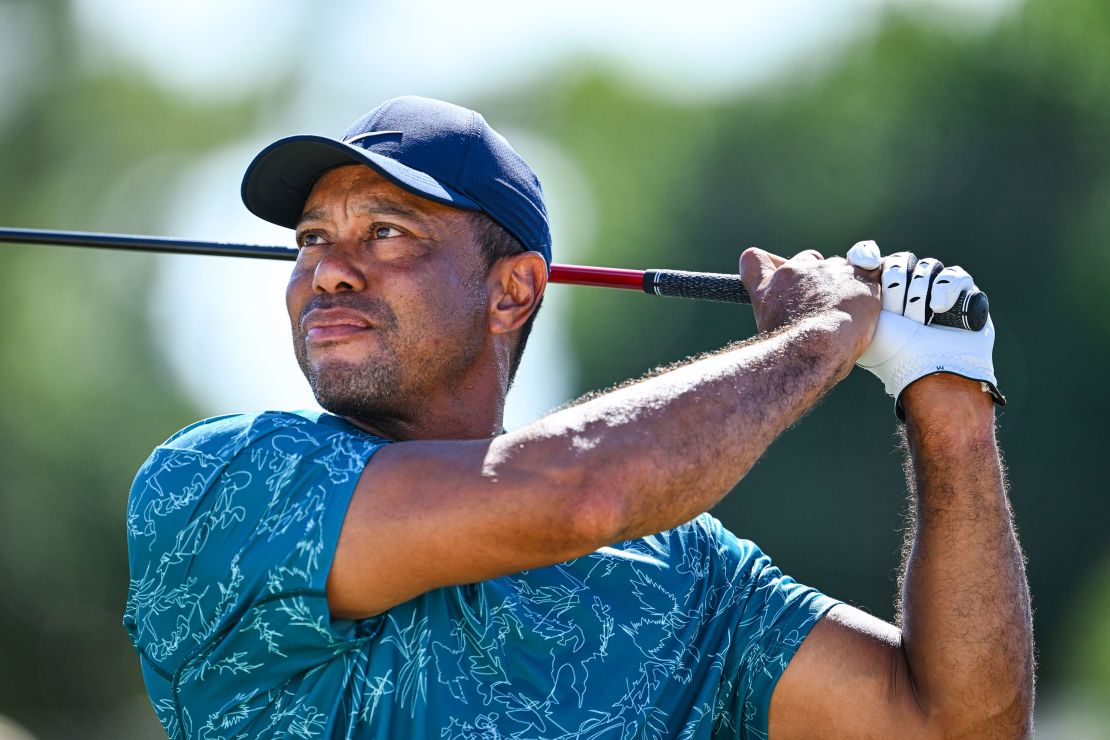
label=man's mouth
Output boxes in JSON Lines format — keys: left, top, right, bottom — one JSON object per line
{"left": 302, "top": 308, "right": 375, "bottom": 343}
{"left": 306, "top": 323, "right": 371, "bottom": 342}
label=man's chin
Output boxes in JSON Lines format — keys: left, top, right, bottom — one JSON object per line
{"left": 311, "top": 382, "right": 380, "bottom": 419}
{"left": 305, "top": 359, "right": 403, "bottom": 420}
{"left": 309, "top": 366, "right": 368, "bottom": 401}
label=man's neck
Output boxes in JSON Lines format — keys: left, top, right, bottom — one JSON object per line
{"left": 343, "top": 401, "right": 505, "bottom": 442}
{"left": 339, "top": 347, "right": 512, "bottom": 441}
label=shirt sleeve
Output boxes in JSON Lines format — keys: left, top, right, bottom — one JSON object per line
{"left": 701, "top": 515, "right": 840, "bottom": 740}
{"left": 124, "top": 412, "right": 386, "bottom": 721}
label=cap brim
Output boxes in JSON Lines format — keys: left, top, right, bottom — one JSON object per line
{"left": 241, "top": 135, "right": 479, "bottom": 229}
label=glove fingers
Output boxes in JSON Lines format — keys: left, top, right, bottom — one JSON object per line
{"left": 880, "top": 252, "right": 915, "bottom": 315}
{"left": 928, "top": 265, "right": 976, "bottom": 314}
{"left": 847, "top": 240, "right": 882, "bottom": 270}
{"left": 905, "top": 257, "right": 944, "bottom": 324}
{"left": 857, "top": 256, "right": 1003, "bottom": 415}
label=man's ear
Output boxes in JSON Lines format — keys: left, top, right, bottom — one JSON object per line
{"left": 488, "top": 251, "right": 547, "bottom": 336}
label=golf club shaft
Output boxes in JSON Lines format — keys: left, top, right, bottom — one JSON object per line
{"left": 0, "top": 226, "right": 988, "bottom": 330}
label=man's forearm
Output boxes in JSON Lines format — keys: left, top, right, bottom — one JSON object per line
{"left": 899, "top": 377, "right": 1034, "bottom": 735}
{"left": 491, "top": 313, "right": 858, "bottom": 544}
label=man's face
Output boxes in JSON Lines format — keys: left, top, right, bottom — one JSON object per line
{"left": 286, "top": 165, "right": 490, "bottom": 423}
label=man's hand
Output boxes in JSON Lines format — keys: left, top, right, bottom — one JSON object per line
{"left": 851, "top": 248, "right": 1004, "bottom": 416}
{"left": 739, "top": 247, "right": 881, "bottom": 364}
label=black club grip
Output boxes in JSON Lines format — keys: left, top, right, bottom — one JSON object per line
{"left": 643, "top": 269, "right": 752, "bottom": 304}
{"left": 642, "top": 269, "right": 988, "bottom": 332}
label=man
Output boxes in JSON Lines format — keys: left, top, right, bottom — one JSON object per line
{"left": 125, "top": 96, "right": 1033, "bottom": 738}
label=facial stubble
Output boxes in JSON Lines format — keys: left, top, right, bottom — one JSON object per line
{"left": 293, "top": 284, "right": 489, "bottom": 426}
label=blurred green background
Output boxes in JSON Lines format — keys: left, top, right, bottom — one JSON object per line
{"left": 1, "top": 0, "right": 1107, "bottom": 737}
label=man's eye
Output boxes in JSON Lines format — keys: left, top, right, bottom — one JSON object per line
{"left": 371, "top": 225, "right": 403, "bottom": 239}
{"left": 297, "top": 233, "right": 324, "bottom": 248}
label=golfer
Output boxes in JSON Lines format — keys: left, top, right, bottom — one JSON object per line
{"left": 124, "top": 96, "right": 1033, "bottom": 738}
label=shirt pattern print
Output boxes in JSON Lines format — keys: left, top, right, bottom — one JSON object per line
{"left": 125, "top": 410, "right": 838, "bottom": 739}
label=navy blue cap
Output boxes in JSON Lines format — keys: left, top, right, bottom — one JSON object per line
{"left": 241, "top": 96, "right": 551, "bottom": 265}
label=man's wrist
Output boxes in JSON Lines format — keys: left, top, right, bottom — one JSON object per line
{"left": 900, "top": 373, "right": 995, "bottom": 439}
{"left": 788, "top": 312, "right": 871, "bottom": 381}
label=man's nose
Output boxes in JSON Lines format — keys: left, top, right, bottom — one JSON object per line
{"left": 311, "top": 243, "right": 367, "bottom": 294}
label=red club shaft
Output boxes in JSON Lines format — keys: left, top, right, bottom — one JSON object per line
{"left": 548, "top": 264, "right": 644, "bottom": 290}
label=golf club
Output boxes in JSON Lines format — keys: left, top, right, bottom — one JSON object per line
{"left": 0, "top": 227, "right": 989, "bottom": 331}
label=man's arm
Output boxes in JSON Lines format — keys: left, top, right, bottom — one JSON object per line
{"left": 328, "top": 251, "right": 879, "bottom": 618}
{"left": 768, "top": 373, "right": 1034, "bottom": 738}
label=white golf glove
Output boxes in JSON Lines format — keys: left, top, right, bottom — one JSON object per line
{"left": 847, "top": 241, "right": 1005, "bottom": 419}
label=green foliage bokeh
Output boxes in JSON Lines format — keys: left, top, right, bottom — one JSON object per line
{"left": 1, "top": 0, "right": 1107, "bottom": 736}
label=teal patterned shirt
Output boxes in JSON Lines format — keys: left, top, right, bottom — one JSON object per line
{"left": 125, "top": 410, "right": 838, "bottom": 739}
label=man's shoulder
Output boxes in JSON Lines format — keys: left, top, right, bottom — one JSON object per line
{"left": 127, "top": 409, "right": 387, "bottom": 547}
{"left": 154, "top": 409, "right": 380, "bottom": 459}
{"left": 129, "top": 410, "right": 388, "bottom": 504}
{"left": 161, "top": 409, "right": 325, "bottom": 446}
